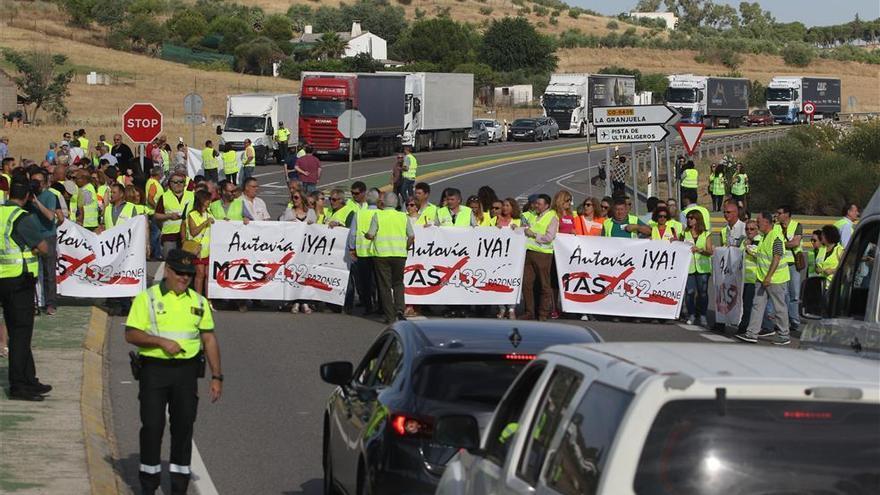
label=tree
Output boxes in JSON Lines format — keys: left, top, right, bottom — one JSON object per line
{"left": 392, "top": 18, "right": 480, "bottom": 71}
{"left": 313, "top": 33, "right": 348, "bottom": 60}
{"left": 308, "top": 1, "right": 408, "bottom": 45}
{"left": 165, "top": 9, "right": 208, "bottom": 45}
{"left": 749, "top": 80, "right": 766, "bottom": 107}
{"left": 115, "top": 13, "right": 166, "bottom": 53}
{"left": 263, "top": 14, "right": 293, "bottom": 44}
{"left": 453, "top": 62, "right": 498, "bottom": 90}
{"left": 2, "top": 50, "right": 74, "bottom": 123}
{"left": 234, "top": 37, "right": 283, "bottom": 76}
{"left": 345, "top": 52, "right": 382, "bottom": 72}
{"left": 480, "top": 17, "right": 557, "bottom": 73}
{"left": 286, "top": 4, "right": 313, "bottom": 32}
{"left": 60, "top": 0, "right": 97, "bottom": 27}
{"left": 635, "top": 0, "right": 663, "bottom": 12}
{"left": 208, "top": 16, "right": 254, "bottom": 53}
{"left": 782, "top": 42, "right": 814, "bottom": 67}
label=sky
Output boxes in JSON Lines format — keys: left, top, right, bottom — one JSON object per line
{"left": 569, "top": 0, "right": 880, "bottom": 27}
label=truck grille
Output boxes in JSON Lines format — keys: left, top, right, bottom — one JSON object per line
{"left": 308, "top": 122, "right": 340, "bottom": 150}
{"left": 226, "top": 142, "right": 245, "bottom": 151}
{"left": 769, "top": 106, "right": 789, "bottom": 116}
{"left": 548, "top": 111, "right": 572, "bottom": 130}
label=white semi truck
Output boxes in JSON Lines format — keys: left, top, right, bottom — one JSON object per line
{"left": 402, "top": 72, "right": 473, "bottom": 151}
{"left": 765, "top": 76, "right": 841, "bottom": 124}
{"left": 541, "top": 73, "right": 636, "bottom": 137}
{"left": 665, "top": 74, "right": 749, "bottom": 128}
{"left": 216, "top": 93, "right": 298, "bottom": 164}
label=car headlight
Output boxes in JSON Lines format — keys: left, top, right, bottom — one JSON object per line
{"left": 527, "top": 129, "right": 534, "bottom": 134}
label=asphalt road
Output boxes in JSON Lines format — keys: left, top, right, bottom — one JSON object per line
{"left": 107, "top": 132, "right": 779, "bottom": 494}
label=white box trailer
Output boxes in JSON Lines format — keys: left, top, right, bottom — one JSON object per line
{"left": 218, "top": 93, "right": 298, "bottom": 164}
{"left": 403, "top": 72, "right": 474, "bottom": 151}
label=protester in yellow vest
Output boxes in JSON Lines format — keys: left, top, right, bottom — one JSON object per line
{"left": 522, "top": 194, "right": 557, "bottom": 320}
{"left": 435, "top": 189, "right": 475, "bottom": 227}
{"left": 201, "top": 140, "right": 220, "bottom": 183}
{"left": 603, "top": 198, "right": 650, "bottom": 238}
{"left": 681, "top": 196, "right": 711, "bottom": 233}
{"left": 74, "top": 171, "right": 99, "bottom": 230}
{"left": 400, "top": 145, "right": 418, "bottom": 204}
{"left": 185, "top": 190, "right": 214, "bottom": 297}
{"left": 817, "top": 224, "right": 845, "bottom": 290}
{"left": 153, "top": 171, "right": 194, "bottom": 257}
{"left": 101, "top": 183, "right": 137, "bottom": 231}
{"left": 241, "top": 138, "right": 256, "bottom": 183}
{"left": 709, "top": 164, "right": 726, "bottom": 212}
{"left": 683, "top": 210, "right": 713, "bottom": 327}
{"left": 326, "top": 188, "right": 356, "bottom": 228}
{"left": 222, "top": 145, "right": 240, "bottom": 185}
{"left": 775, "top": 205, "right": 802, "bottom": 334}
{"left": 365, "top": 191, "right": 414, "bottom": 324}
{"left": 730, "top": 163, "right": 749, "bottom": 210}
{"left": 737, "top": 211, "right": 791, "bottom": 345}
{"left": 738, "top": 219, "right": 762, "bottom": 334}
{"left": 274, "top": 122, "right": 291, "bottom": 162}
{"left": 650, "top": 207, "right": 678, "bottom": 241}
{"left": 348, "top": 188, "right": 381, "bottom": 315}
{"left": 680, "top": 160, "right": 699, "bottom": 203}
{"left": 210, "top": 180, "right": 247, "bottom": 222}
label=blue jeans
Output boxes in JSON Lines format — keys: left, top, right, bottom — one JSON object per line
{"left": 686, "top": 273, "right": 709, "bottom": 318}
{"left": 150, "top": 219, "right": 162, "bottom": 260}
{"left": 240, "top": 166, "right": 254, "bottom": 183}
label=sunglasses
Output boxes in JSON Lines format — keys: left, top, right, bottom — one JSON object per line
{"left": 584, "top": 203, "right": 593, "bottom": 207}
{"left": 330, "top": 197, "right": 342, "bottom": 202}
{"left": 170, "top": 268, "right": 193, "bottom": 277}
{"left": 600, "top": 204, "right": 609, "bottom": 209}
{"left": 656, "top": 215, "right": 668, "bottom": 219}
{"left": 351, "top": 190, "right": 363, "bottom": 195}
{"left": 492, "top": 206, "right": 501, "bottom": 210}
{"left": 170, "top": 180, "right": 184, "bottom": 185}
{"left": 406, "top": 203, "right": 417, "bottom": 207}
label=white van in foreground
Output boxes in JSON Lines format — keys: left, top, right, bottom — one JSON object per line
{"left": 434, "top": 343, "right": 879, "bottom": 495}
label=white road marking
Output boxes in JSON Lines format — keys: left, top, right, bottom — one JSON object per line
{"left": 260, "top": 182, "right": 287, "bottom": 188}
{"left": 676, "top": 324, "right": 706, "bottom": 332}
{"left": 190, "top": 439, "right": 220, "bottom": 495}
{"left": 700, "top": 333, "right": 735, "bottom": 343}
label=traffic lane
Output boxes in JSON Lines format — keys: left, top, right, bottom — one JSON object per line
{"left": 429, "top": 147, "right": 605, "bottom": 203}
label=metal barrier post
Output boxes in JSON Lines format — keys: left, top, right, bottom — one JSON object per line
{"left": 604, "top": 147, "right": 612, "bottom": 198}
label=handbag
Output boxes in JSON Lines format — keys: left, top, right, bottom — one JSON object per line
{"left": 795, "top": 251, "right": 807, "bottom": 271}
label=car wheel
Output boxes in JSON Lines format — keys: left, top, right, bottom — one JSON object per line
{"left": 323, "top": 422, "right": 340, "bottom": 495}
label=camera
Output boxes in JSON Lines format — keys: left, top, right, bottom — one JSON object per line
{"left": 30, "top": 179, "right": 42, "bottom": 196}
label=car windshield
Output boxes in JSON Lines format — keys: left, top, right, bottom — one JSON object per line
{"left": 513, "top": 119, "right": 536, "bottom": 127}
{"left": 634, "top": 399, "right": 880, "bottom": 495}
{"left": 301, "top": 100, "right": 347, "bottom": 118}
{"left": 751, "top": 110, "right": 769, "bottom": 116}
{"left": 471, "top": 123, "right": 484, "bottom": 131}
{"left": 665, "top": 88, "right": 697, "bottom": 103}
{"left": 766, "top": 88, "right": 794, "bottom": 101}
{"left": 543, "top": 94, "right": 579, "bottom": 110}
{"left": 224, "top": 116, "right": 266, "bottom": 133}
{"left": 477, "top": 120, "right": 496, "bottom": 128}
{"left": 413, "top": 355, "right": 528, "bottom": 405}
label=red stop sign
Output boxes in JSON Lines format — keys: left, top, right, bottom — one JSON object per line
{"left": 123, "top": 103, "right": 163, "bottom": 143}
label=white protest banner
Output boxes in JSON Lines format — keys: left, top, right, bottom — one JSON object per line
{"left": 553, "top": 234, "right": 691, "bottom": 319}
{"left": 404, "top": 227, "right": 526, "bottom": 305}
{"left": 208, "top": 221, "right": 349, "bottom": 304}
{"left": 712, "top": 247, "right": 744, "bottom": 326}
{"left": 56, "top": 216, "right": 147, "bottom": 297}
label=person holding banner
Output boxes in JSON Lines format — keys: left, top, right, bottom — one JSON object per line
{"left": 736, "top": 212, "right": 791, "bottom": 346}
{"left": 495, "top": 198, "right": 521, "bottom": 320}
{"left": 2, "top": 180, "right": 51, "bottom": 401}
{"left": 573, "top": 197, "right": 604, "bottom": 236}
{"left": 467, "top": 195, "right": 492, "bottom": 227}
{"left": 720, "top": 201, "right": 746, "bottom": 248}
{"left": 366, "top": 192, "right": 414, "bottom": 324}
{"left": 650, "top": 207, "right": 678, "bottom": 241}
{"left": 348, "top": 189, "right": 380, "bottom": 316}
{"left": 210, "top": 180, "right": 249, "bottom": 222}
{"left": 436, "top": 188, "right": 476, "bottom": 227}
{"left": 603, "top": 198, "right": 650, "bottom": 238}
{"left": 101, "top": 183, "right": 138, "bottom": 231}
{"left": 680, "top": 195, "right": 712, "bottom": 233}
{"left": 522, "top": 194, "right": 557, "bottom": 321}
{"left": 683, "top": 210, "right": 714, "bottom": 326}
{"left": 74, "top": 170, "right": 100, "bottom": 231}
{"left": 413, "top": 182, "right": 436, "bottom": 226}
{"left": 739, "top": 219, "right": 762, "bottom": 335}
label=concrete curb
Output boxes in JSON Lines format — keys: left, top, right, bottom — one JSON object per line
{"left": 81, "top": 307, "right": 124, "bottom": 495}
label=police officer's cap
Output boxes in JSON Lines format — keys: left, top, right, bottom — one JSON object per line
{"left": 166, "top": 249, "right": 197, "bottom": 275}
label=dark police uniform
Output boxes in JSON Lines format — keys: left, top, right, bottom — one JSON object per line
{"left": 1, "top": 202, "right": 49, "bottom": 401}
{"left": 125, "top": 250, "right": 216, "bottom": 494}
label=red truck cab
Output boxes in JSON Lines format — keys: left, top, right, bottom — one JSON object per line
{"left": 299, "top": 77, "right": 353, "bottom": 154}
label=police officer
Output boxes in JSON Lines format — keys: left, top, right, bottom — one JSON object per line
{"left": 2, "top": 179, "right": 51, "bottom": 401}
{"left": 125, "top": 249, "right": 222, "bottom": 495}
{"left": 274, "top": 121, "right": 291, "bottom": 163}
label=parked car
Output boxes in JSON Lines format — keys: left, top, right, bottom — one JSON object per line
{"left": 474, "top": 119, "right": 502, "bottom": 142}
{"left": 539, "top": 116, "right": 560, "bottom": 139}
{"left": 319, "top": 319, "right": 601, "bottom": 495}
{"left": 747, "top": 109, "right": 774, "bottom": 126}
{"left": 434, "top": 342, "right": 880, "bottom": 495}
{"left": 464, "top": 121, "right": 490, "bottom": 146}
{"left": 509, "top": 119, "right": 543, "bottom": 142}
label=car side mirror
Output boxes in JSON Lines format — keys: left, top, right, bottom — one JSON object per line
{"left": 413, "top": 98, "right": 421, "bottom": 114}
{"left": 800, "top": 277, "right": 826, "bottom": 320}
{"left": 320, "top": 361, "right": 353, "bottom": 386}
{"left": 216, "top": 125, "right": 223, "bottom": 135}
{"left": 434, "top": 415, "right": 481, "bottom": 452}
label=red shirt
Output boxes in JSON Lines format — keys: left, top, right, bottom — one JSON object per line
{"left": 296, "top": 155, "right": 321, "bottom": 184}
{"left": 558, "top": 214, "right": 576, "bottom": 235}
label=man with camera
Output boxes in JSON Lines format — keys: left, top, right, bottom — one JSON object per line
{"left": 27, "top": 168, "right": 63, "bottom": 315}
{"left": 1, "top": 179, "right": 51, "bottom": 401}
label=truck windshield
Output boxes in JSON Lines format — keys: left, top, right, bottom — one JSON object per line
{"left": 224, "top": 116, "right": 266, "bottom": 133}
{"left": 634, "top": 399, "right": 880, "bottom": 495}
{"left": 301, "top": 100, "right": 347, "bottom": 118}
{"left": 665, "top": 88, "right": 697, "bottom": 103}
{"left": 543, "top": 94, "right": 579, "bottom": 110}
{"left": 766, "top": 88, "right": 794, "bottom": 101}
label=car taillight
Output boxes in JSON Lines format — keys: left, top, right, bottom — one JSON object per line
{"left": 783, "top": 410, "right": 833, "bottom": 420}
{"left": 504, "top": 353, "right": 536, "bottom": 361}
{"left": 390, "top": 413, "right": 434, "bottom": 437}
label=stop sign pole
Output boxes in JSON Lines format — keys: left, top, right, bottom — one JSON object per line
{"left": 123, "top": 103, "right": 163, "bottom": 176}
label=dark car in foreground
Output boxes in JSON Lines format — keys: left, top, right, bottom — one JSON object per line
{"left": 509, "top": 118, "right": 544, "bottom": 141}
{"left": 747, "top": 109, "right": 774, "bottom": 126}
{"left": 320, "top": 319, "right": 601, "bottom": 495}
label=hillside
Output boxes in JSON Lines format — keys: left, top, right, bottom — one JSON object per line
{"left": 558, "top": 47, "right": 880, "bottom": 112}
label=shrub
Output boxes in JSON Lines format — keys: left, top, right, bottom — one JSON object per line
{"left": 479, "top": 6, "right": 493, "bottom": 16}
{"left": 568, "top": 8, "right": 580, "bottom": 19}
{"left": 695, "top": 45, "right": 743, "bottom": 69}
{"left": 606, "top": 20, "right": 618, "bottom": 30}
{"left": 533, "top": 6, "right": 548, "bottom": 17}
{"left": 396, "top": 0, "right": 412, "bottom": 4}
{"left": 549, "top": 17, "right": 558, "bottom": 26}
{"left": 782, "top": 42, "right": 815, "bottom": 67}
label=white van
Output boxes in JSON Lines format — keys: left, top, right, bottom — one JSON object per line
{"left": 434, "top": 343, "right": 880, "bottom": 495}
